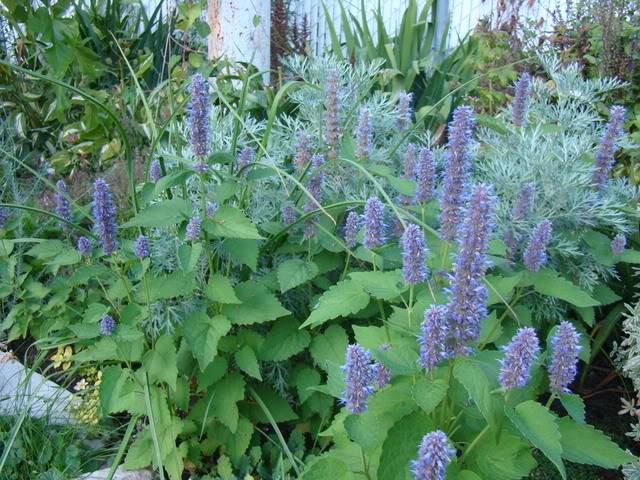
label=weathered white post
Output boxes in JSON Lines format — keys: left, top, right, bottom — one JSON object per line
{"left": 207, "top": 0, "right": 271, "bottom": 79}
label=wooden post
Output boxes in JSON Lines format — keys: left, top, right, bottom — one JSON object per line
{"left": 207, "top": 0, "right": 271, "bottom": 80}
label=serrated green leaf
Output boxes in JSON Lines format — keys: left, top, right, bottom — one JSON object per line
{"left": 235, "top": 345, "right": 262, "bottom": 380}
{"left": 310, "top": 324, "right": 348, "bottom": 370}
{"left": 203, "top": 205, "right": 263, "bottom": 239}
{"left": 277, "top": 259, "right": 319, "bottom": 292}
{"left": 183, "top": 312, "right": 231, "bottom": 371}
{"left": 178, "top": 242, "right": 202, "bottom": 273}
{"left": 471, "top": 433, "right": 537, "bottom": 480}
{"left": 121, "top": 198, "right": 191, "bottom": 228}
{"left": 349, "top": 269, "right": 408, "bottom": 300}
{"left": 453, "top": 356, "right": 503, "bottom": 430}
{"left": 377, "top": 410, "right": 434, "bottom": 480}
{"left": 205, "top": 273, "right": 241, "bottom": 304}
{"left": 259, "top": 317, "right": 311, "bottom": 361}
{"left": 527, "top": 270, "right": 599, "bottom": 308}
{"left": 143, "top": 335, "right": 178, "bottom": 390}
{"left": 301, "top": 456, "right": 355, "bottom": 480}
{"left": 100, "top": 366, "right": 129, "bottom": 416}
{"left": 301, "top": 280, "right": 370, "bottom": 328}
{"left": 505, "top": 400, "right": 565, "bottom": 479}
{"left": 412, "top": 377, "right": 448, "bottom": 414}
{"left": 221, "top": 238, "right": 259, "bottom": 271}
{"left": 211, "top": 373, "right": 245, "bottom": 433}
{"left": 135, "top": 271, "right": 196, "bottom": 302}
{"left": 557, "top": 417, "right": 635, "bottom": 468}
{"left": 294, "top": 367, "right": 321, "bottom": 404}
{"left": 559, "top": 394, "right": 586, "bottom": 424}
{"left": 222, "top": 281, "right": 289, "bottom": 325}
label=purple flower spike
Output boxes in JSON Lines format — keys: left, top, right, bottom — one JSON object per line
{"left": 419, "top": 305, "right": 449, "bottom": 370}
{"left": 0, "top": 208, "right": 7, "bottom": 228}
{"left": 549, "top": 321, "right": 581, "bottom": 393}
{"left": 92, "top": 178, "right": 118, "bottom": 254}
{"left": 415, "top": 147, "right": 435, "bottom": 203}
{"left": 193, "top": 160, "right": 208, "bottom": 173}
{"left": 303, "top": 154, "right": 325, "bottom": 239}
{"left": 372, "top": 361, "right": 391, "bottom": 389}
{"left": 503, "top": 228, "right": 519, "bottom": 264}
{"left": 411, "top": 430, "right": 455, "bottom": 480}
{"left": 363, "top": 197, "right": 385, "bottom": 249}
{"left": 206, "top": 202, "right": 219, "bottom": 217}
{"left": 439, "top": 105, "right": 475, "bottom": 240}
{"left": 403, "top": 143, "right": 418, "bottom": 180}
{"left": 523, "top": 219, "right": 552, "bottom": 272}
{"left": 611, "top": 233, "right": 626, "bottom": 255}
{"left": 237, "top": 146, "right": 255, "bottom": 170}
{"left": 281, "top": 202, "right": 297, "bottom": 226}
{"left": 402, "top": 223, "right": 428, "bottom": 285}
{"left": 593, "top": 105, "right": 625, "bottom": 189}
{"left": 342, "top": 344, "right": 374, "bottom": 414}
{"left": 324, "top": 70, "right": 341, "bottom": 160}
{"left": 188, "top": 73, "right": 210, "bottom": 158}
{"left": 396, "top": 91, "right": 414, "bottom": 131}
{"left": 149, "top": 160, "right": 162, "bottom": 182}
{"left": 54, "top": 179, "right": 71, "bottom": 231}
{"left": 293, "top": 131, "right": 312, "bottom": 172}
{"left": 185, "top": 216, "right": 201, "bottom": 241}
{"left": 134, "top": 235, "right": 150, "bottom": 259}
{"left": 344, "top": 210, "right": 361, "bottom": 248}
{"left": 447, "top": 183, "right": 496, "bottom": 355}
{"left": 77, "top": 236, "right": 92, "bottom": 255}
{"left": 355, "top": 107, "right": 373, "bottom": 159}
{"left": 100, "top": 315, "right": 116, "bottom": 336}
{"left": 512, "top": 73, "right": 532, "bottom": 127}
{"left": 499, "top": 327, "right": 539, "bottom": 390}
{"left": 512, "top": 182, "right": 535, "bottom": 220}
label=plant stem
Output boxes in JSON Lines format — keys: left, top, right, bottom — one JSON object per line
{"left": 460, "top": 424, "right": 490, "bottom": 463}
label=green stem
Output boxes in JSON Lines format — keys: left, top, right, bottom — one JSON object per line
{"left": 460, "top": 424, "right": 491, "bottom": 463}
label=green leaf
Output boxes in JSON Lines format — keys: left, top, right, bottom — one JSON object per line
{"left": 100, "top": 366, "right": 129, "bottom": 416}
{"left": 505, "top": 400, "right": 565, "bottom": 479}
{"left": 486, "top": 273, "right": 522, "bottom": 305}
{"left": 121, "top": 199, "right": 191, "bottom": 228}
{"left": 471, "top": 433, "right": 537, "bottom": 480}
{"left": 559, "top": 394, "right": 586, "bottom": 424}
{"left": 258, "top": 317, "right": 311, "bottom": 362}
{"left": 453, "top": 356, "right": 503, "bottom": 429}
{"left": 143, "top": 335, "right": 178, "bottom": 390}
{"left": 203, "top": 205, "right": 263, "bottom": 239}
{"left": 349, "top": 269, "right": 408, "bottom": 300}
{"left": 277, "top": 259, "right": 319, "bottom": 292}
{"left": 135, "top": 271, "right": 196, "bottom": 302}
{"left": 412, "top": 377, "right": 448, "bottom": 414}
{"left": 234, "top": 346, "right": 262, "bottom": 380}
{"left": 243, "top": 385, "right": 298, "bottom": 423}
{"left": 205, "top": 273, "right": 241, "bottom": 304}
{"left": 178, "top": 243, "right": 202, "bottom": 273}
{"left": 74, "top": 337, "right": 142, "bottom": 363}
{"left": 301, "top": 280, "right": 370, "bottom": 328}
{"left": 221, "top": 238, "right": 259, "bottom": 271}
{"left": 183, "top": 312, "right": 231, "bottom": 371}
{"left": 310, "top": 325, "right": 348, "bottom": 370}
{"left": 527, "top": 270, "right": 599, "bottom": 308}
{"left": 344, "top": 380, "right": 417, "bottom": 453}
{"left": 557, "top": 417, "right": 635, "bottom": 468}
{"left": 294, "top": 367, "right": 321, "bottom": 403}
{"left": 211, "top": 373, "right": 245, "bottom": 433}
{"left": 377, "top": 410, "right": 434, "bottom": 480}
{"left": 301, "top": 456, "right": 355, "bottom": 480}
{"left": 222, "top": 281, "right": 289, "bottom": 325}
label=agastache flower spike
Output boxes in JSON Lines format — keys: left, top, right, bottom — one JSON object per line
{"left": 355, "top": 107, "right": 373, "bottom": 159}
{"left": 593, "top": 105, "right": 626, "bottom": 189}
{"left": 206, "top": 202, "right": 219, "bottom": 217}
{"left": 549, "top": 321, "right": 581, "bottom": 393}
{"left": 293, "top": 131, "right": 312, "bottom": 172}
{"left": 401, "top": 143, "right": 418, "bottom": 204}
{"left": 100, "top": 315, "right": 116, "bottom": 336}
{"left": 411, "top": 430, "right": 456, "bottom": 480}
{"left": 523, "top": 219, "right": 552, "bottom": 272}
{"left": 419, "top": 305, "right": 449, "bottom": 370}
{"left": 396, "top": 91, "right": 414, "bottom": 131}
{"left": 439, "top": 105, "right": 475, "bottom": 240}
{"left": 342, "top": 344, "right": 374, "bottom": 414}
{"left": 0, "top": 208, "right": 7, "bottom": 228}
{"left": 77, "top": 236, "right": 92, "bottom": 255}
{"left": 185, "top": 216, "right": 201, "bottom": 241}
{"left": 134, "top": 235, "right": 150, "bottom": 258}
{"left": 612, "top": 233, "right": 627, "bottom": 255}
{"left": 54, "top": 179, "right": 71, "bottom": 230}
{"left": 92, "top": 178, "right": 118, "bottom": 254}
{"left": 512, "top": 182, "right": 535, "bottom": 220}
{"left": 323, "top": 70, "right": 341, "bottom": 160}
{"left": 372, "top": 361, "right": 391, "bottom": 389}
{"left": 511, "top": 72, "right": 532, "bottom": 127}
{"left": 237, "top": 146, "right": 255, "bottom": 171}
{"left": 281, "top": 202, "right": 297, "bottom": 226}
{"left": 447, "top": 183, "right": 496, "bottom": 355}
{"left": 415, "top": 147, "right": 435, "bottom": 203}
{"left": 499, "top": 327, "right": 540, "bottom": 390}
{"left": 363, "top": 197, "right": 385, "bottom": 249}
{"left": 303, "top": 154, "right": 325, "bottom": 239}
{"left": 402, "top": 223, "right": 428, "bottom": 284}
{"left": 149, "top": 160, "right": 162, "bottom": 182}
{"left": 188, "top": 73, "right": 210, "bottom": 158}
{"left": 344, "top": 210, "right": 361, "bottom": 248}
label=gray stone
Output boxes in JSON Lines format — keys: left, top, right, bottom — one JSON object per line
{"left": 0, "top": 358, "right": 79, "bottom": 424}
{"left": 76, "top": 467, "right": 154, "bottom": 480}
